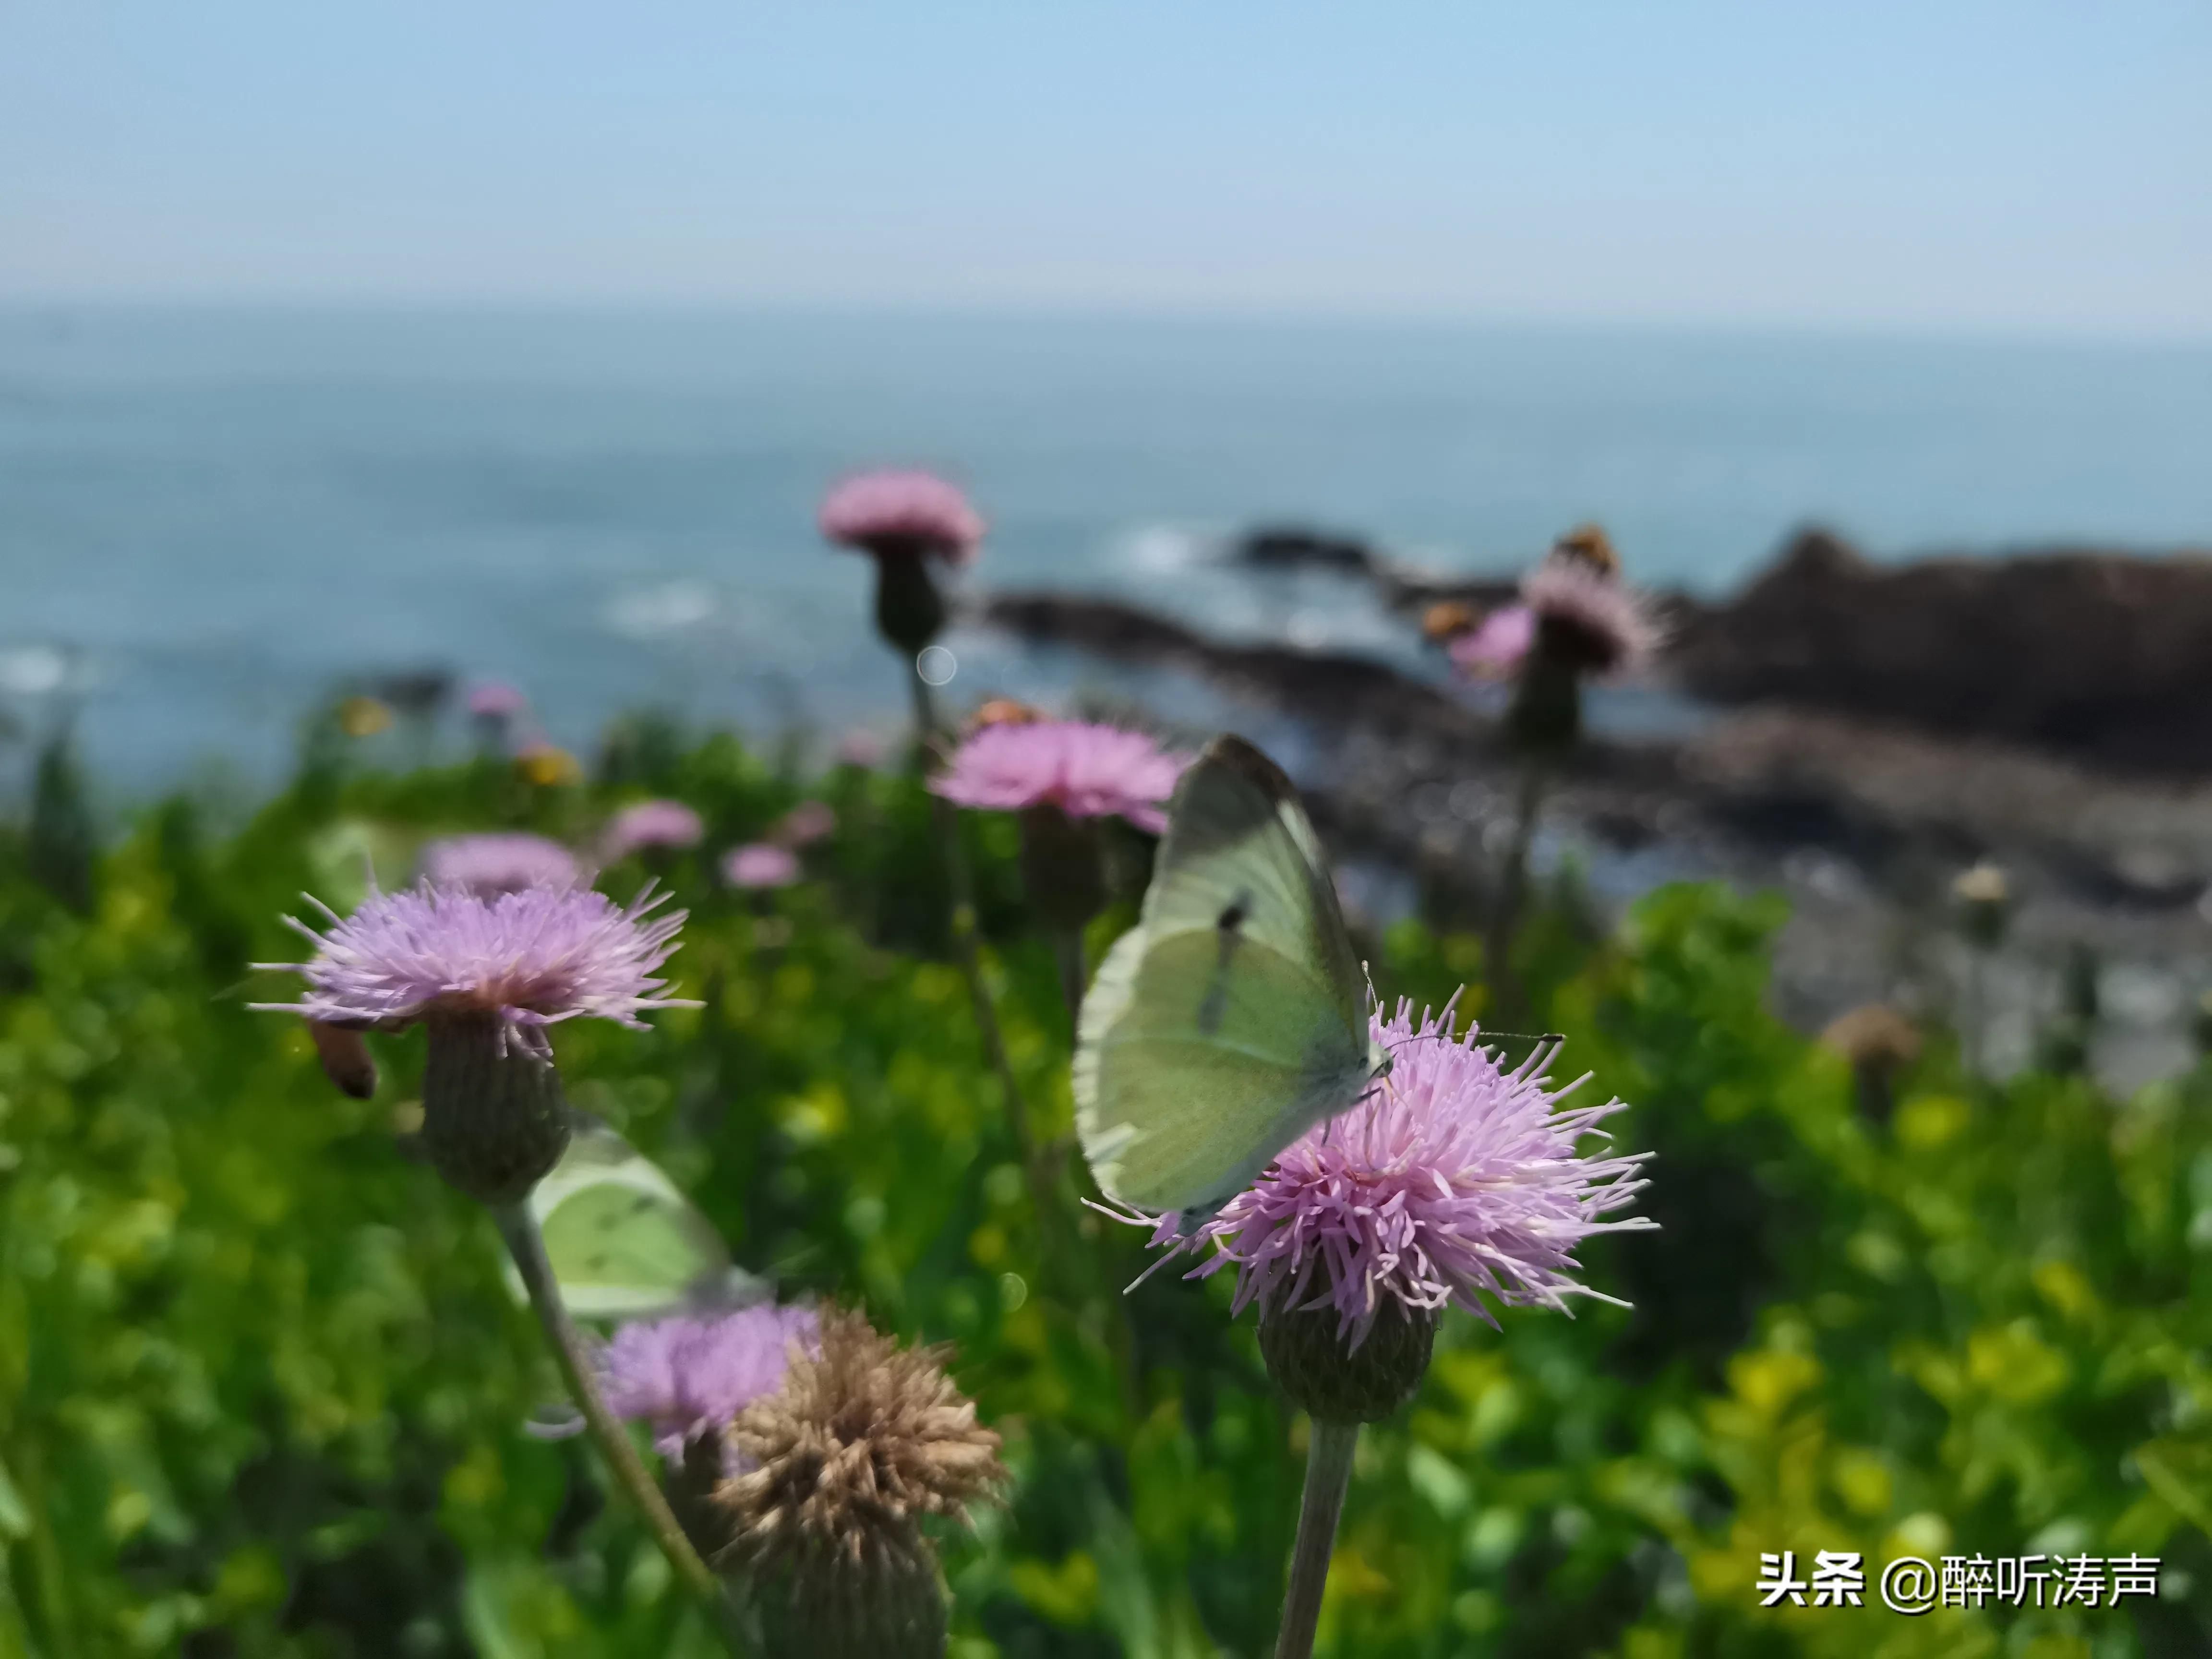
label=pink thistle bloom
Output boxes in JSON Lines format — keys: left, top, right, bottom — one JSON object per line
{"left": 930, "top": 720, "right": 1188, "bottom": 835}
{"left": 467, "top": 680, "right": 529, "bottom": 719}
{"left": 603, "top": 799, "right": 705, "bottom": 860}
{"left": 596, "top": 1303, "right": 822, "bottom": 1459}
{"left": 1123, "top": 998, "right": 1652, "bottom": 1349}
{"left": 1521, "top": 553, "right": 1662, "bottom": 677}
{"left": 418, "top": 833, "right": 583, "bottom": 898}
{"left": 723, "top": 842, "right": 800, "bottom": 890}
{"left": 834, "top": 729, "right": 888, "bottom": 769}
{"left": 253, "top": 883, "right": 693, "bottom": 1056}
{"left": 1448, "top": 604, "right": 1536, "bottom": 681}
{"left": 772, "top": 801, "right": 837, "bottom": 847}
{"left": 818, "top": 469, "right": 985, "bottom": 567}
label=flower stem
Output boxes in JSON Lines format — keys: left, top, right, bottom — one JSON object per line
{"left": 905, "top": 652, "right": 943, "bottom": 752}
{"left": 1051, "top": 926, "right": 1086, "bottom": 1037}
{"left": 909, "top": 661, "right": 1046, "bottom": 1190}
{"left": 1485, "top": 758, "right": 1548, "bottom": 1020}
{"left": 1963, "top": 945, "right": 1985, "bottom": 1078}
{"left": 1275, "top": 1420, "right": 1360, "bottom": 1659}
{"left": 491, "top": 1202, "right": 726, "bottom": 1611}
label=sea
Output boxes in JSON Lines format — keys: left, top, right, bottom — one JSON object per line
{"left": 2, "top": 307, "right": 2208, "bottom": 805}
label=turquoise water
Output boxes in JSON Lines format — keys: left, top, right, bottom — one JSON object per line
{"left": 2, "top": 308, "right": 2208, "bottom": 793}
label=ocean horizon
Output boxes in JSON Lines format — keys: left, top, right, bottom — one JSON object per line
{"left": 3, "top": 305, "right": 2208, "bottom": 803}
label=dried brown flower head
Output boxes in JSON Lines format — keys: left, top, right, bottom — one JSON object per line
{"left": 968, "top": 697, "right": 1042, "bottom": 732}
{"left": 1821, "top": 1003, "right": 1923, "bottom": 1130}
{"left": 1552, "top": 522, "right": 1621, "bottom": 577}
{"left": 1420, "top": 600, "right": 1479, "bottom": 646}
{"left": 1820, "top": 1004, "right": 1923, "bottom": 1073}
{"left": 717, "top": 1309, "right": 1005, "bottom": 1658}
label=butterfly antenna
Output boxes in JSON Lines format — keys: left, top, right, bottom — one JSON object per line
{"left": 1384, "top": 1030, "right": 1472, "bottom": 1060}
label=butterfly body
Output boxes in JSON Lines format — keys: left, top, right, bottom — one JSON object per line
{"left": 1075, "top": 734, "right": 1388, "bottom": 1223}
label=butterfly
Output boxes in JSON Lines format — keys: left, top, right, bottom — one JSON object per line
{"left": 1074, "top": 733, "right": 1392, "bottom": 1233}
{"left": 505, "top": 1119, "right": 761, "bottom": 1321}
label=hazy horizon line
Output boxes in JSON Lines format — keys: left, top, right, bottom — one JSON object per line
{"left": 4, "top": 291, "right": 2208, "bottom": 353}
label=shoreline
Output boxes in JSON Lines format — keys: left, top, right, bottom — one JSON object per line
{"left": 975, "top": 539, "right": 2212, "bottom": 1090}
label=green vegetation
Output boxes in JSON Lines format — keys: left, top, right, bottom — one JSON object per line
{"left": 1, "top": 721, "right": 2206, "bottom": 1657}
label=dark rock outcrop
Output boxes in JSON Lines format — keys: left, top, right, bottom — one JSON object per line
{"left": 1669, "top": 529, "right": 2212, "bottom": 772}
{"left": 976, "top": 566, "right": 2212, "bottom": 1089}
{"left": 980, "top": 592, "right": 1475, "bottom": 738}
{"left": 976, "top": 587, "right": 2212, "bottom": 916}
{"left": 1229, "top": 523, "right": 1520, "bottom": 613}
{"left": 1232, "top": 526, "right": 1377, "bottom": 575}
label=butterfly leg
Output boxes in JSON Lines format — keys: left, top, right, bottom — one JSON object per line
{"left": 1171, "top": 1196, "right": 1234, "bottom": 1239}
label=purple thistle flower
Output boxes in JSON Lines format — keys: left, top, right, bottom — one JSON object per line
{"left": 418, "top": 832, "right": 583, "bottom": 898}
{"left": 602, "top": 799, "right": 705, "bottom": 861}
{"left": 1448, "top": 603, "right": 1536, "bottom": 681}
{"left": 467, "top": 680, "right": 529, "bottom": 719}
{"left": 1521, "top": 552, "right": 1661, "bottom": 678}
{"left": 598, "top": 1303, "right": 823, "bottom": 1459}
{"left": 819, "top": 469, "right": 985, "bottom": 567}
{"left": 772, "top": 800, "right": 837, "bottom": 848}
{"left": 1123, "top": 997, "right": 1652, "bottom": 1349}
{"left": 835, "top": 729, "right": 888, "bottom": 769}
{"left": 930, "top": 720, "right": 1188, "bottom": 835}
{"left": 723, "top": 842, "right": 800, "bottom": 890}
{"left": 254, "top": 882, "right": 693, "bottom": 1056}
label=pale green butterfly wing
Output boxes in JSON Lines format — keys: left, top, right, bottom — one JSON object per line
{"left": 1136, "top": 736, "right": 1369, "bottom": 1030}
{"left": 504, "top": 1120, "right": 756, "bottom": 1320}
{"left": 1075, "top": 734, "right": 1385, "bottom": 1219}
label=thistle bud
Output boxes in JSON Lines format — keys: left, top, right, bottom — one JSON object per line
{"left": 719, "top": 1309, "right": 1005, "bottom": 1659}
{"left": 1259, "top": 1298, "right": 1439, "bottom": 1425}
{"left": 872, "top": 550, "right": 950, "bottom": 656}
{"left": 1019, "top": 804, "right": 1106, "bottom": 934}
{"left": 1505, "top": 649, "right": 1584, "bottom": 754}
{"left": 1951, "top": 863, "right": 2010, "bottom": 950}
{"left": 419, "top": 1011, "right": 572, "bottom": 1206}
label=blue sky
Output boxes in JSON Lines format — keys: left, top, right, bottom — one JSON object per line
{"left": 4, "top": 1, "right": 2208, "bottom": 337}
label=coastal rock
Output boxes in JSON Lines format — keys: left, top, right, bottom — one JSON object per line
{"left": 980, "top": 591, "right": 1477, "bottom": 738}
{"left": 1233, "top": 525, "right": 1377, "bottom": 575}
{"left": 1669, "top": 529, "right": 2212, "bottom": 771}
{"left": 1229, "top": 522, "right": 1520, "bottom": 612}
{"left": 976, "top": 585, "right": 2212, "bottom": 1089}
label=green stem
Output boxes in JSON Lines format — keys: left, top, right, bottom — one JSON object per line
{"left": 1052, "top": 926, "right": 1087, "bottom": 1039}
{"left": 1964, "top": 946, "right": 1984, "bottom": 1079}
{"left": 906, "top": 656, "right": 942, "bottom": 756}
{"left": 910, "top": 662, "right": 1043, "bottom": 1179}
{"left": 1485, "top": 759, "right": 1547, "bottom": 1021}
{"left": 491, "top": 1202, "right": 727, "bottom": 1611}
{"left": 934, "top": 799, "right": 1039, "bottom": 1159}
{"left": 1274, "top": 1420, "right": 1360, "bottom": 1659}
{"left": 19, "top": 1437, "right": 75, "bottom": 1659}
